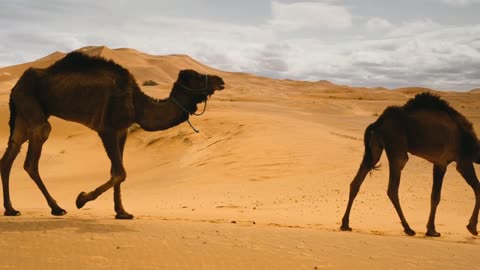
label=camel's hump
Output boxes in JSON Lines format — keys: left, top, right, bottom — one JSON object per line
{"left": 47, "top": 52, "right": 130, "bottom": 76}
{"left": 403, "top": 92, "right": 477, "bottom": 138}
{"left": 404, "top": 92, "right": 456, "bottom": 114}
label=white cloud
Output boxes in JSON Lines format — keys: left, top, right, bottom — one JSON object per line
{"left": 366, "top": 18, "right": 393, "bottom": 32}
{"left": 1, "top": 0, "right": 479, "bottom": 90}
{"left": 266, "top": 22, "right": 480, "bottom": 90}
{"left": 251, "top": 43, "right": 290, "bottom": 77}
{"left": 387, "top": 19, "right": 441, "bottom": 37}
{"left": 441, "top": 0, "right": 480, "bottom": 6}
{"left": 120, "top": 16, "right": 273, "bottom": 73}
{"left": 269, "top": 1, "right": 352, "bottom": 31}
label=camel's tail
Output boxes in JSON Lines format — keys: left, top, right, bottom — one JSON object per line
{"left": 361, "top": 119, "right": 383, "bottom": 172}
{"left": 8, "top": 96, "right": 16, "bottom": 140}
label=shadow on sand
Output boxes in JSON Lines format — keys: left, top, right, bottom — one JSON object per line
{"left": 0, "top": 217, "right": 136, "bottom": 234}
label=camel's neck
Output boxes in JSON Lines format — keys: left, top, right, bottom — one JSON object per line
{"left": 133, "top": 87, "right": 194, "bottom": 131}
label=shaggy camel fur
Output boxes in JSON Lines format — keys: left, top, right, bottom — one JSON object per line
{"left": 341, "top": 92, "right": 480, "bottom": 236}
{"left": 1, "top": 52, "right": 225, "bottom": 219}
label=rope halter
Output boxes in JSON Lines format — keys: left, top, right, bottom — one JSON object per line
{"left": 171, "top": 74, "right": 210, "bottom": 133}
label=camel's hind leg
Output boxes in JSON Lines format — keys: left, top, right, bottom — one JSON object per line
{"left": 426, "top": 164, "right": 446, "bottom": 237}
{"left": 76, "top": 130, "right": 133, "bottom": 219}
{"left": 385, "top": 147, "right": 414, "bottom": 236}
{"left": 23, "top": 121, "right": 66, "bottom": 216}
{"left": 1, "top": 119, "right": 27, "bottom": 216}
{"left": 456, "top": 161, "right": 480, "bottom": 236}
{"left": 341, "top": 129, "right": 383, "bottom": 231}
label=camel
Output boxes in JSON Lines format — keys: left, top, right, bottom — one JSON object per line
{"left": 0, "top": 52, "right": 225, "bottom": 219}
{"left": 341, "top": 92, "right": 480, "bottom": 237}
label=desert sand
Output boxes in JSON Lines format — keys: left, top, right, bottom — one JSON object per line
{"left": 0, "top": 46, "right": 479, "bottom": 269}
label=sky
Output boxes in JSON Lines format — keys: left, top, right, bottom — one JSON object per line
{"left": 1, "top": 0, "right": 479, "bottom": 90}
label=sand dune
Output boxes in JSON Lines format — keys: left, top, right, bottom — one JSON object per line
{"left": 0, "top": 46, "right": 479, "bottom": 269}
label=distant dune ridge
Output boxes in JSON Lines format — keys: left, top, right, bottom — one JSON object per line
{"left": 0, "top": 46, "right": 479, "bottom": 269}
{"left": 4, "top": 45, "right": 467, "bottom": 95}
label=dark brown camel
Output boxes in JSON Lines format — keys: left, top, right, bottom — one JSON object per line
{"left": 0, "top": 52, "right": 225, "bottom": 219}
{"left": 341, "top": 92, "right": 480, "bottom": 237}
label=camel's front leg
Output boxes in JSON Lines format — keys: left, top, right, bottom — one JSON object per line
{"left": 426, "top": 165, "right": 446, "bottom": 237}
{"left": 75, "top": 130, "right": 133, "bottom": 219}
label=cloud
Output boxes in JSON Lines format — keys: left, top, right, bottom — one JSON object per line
{"left": 366, "top": 18, "right": 393, "bottom": 32}
{"left": 269, "top": 1, "right": 352, "bottom": 31}
{"left": 441, "top": 0, "right": 480, "bottom": 6}
{"left": 119, "top": 16, "right": 274, "bottom": 73}
{"left": 0, "top": 1, "right": 479, "bottom": 91}
{"left": 252, "top": 43, "right": 290, "bottom": 77}
{"left": 271, "top": 19, "right": 480, "bottom": 90}
{"left": 387, "top": 19, "right": 441, "bottom": 37}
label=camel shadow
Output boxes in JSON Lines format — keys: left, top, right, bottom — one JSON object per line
{"left": 0, "top": 217, "right": 136, "bottom": 234}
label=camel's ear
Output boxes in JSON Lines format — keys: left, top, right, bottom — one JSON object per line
{"left": 178, "top": 69, "right": 194, "bottom": 82}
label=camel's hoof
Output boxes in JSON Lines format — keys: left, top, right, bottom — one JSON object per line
{"left": 467, "top": 224, "right": 478, "bottom": 236}
{"left": 340, "top": 225, "right": 352, "bottom": 231}
{"left": 4, "top": 209, "right": 21, "bottom": 216}
{"left": 404, "top": 228, "right": 416, "bottom": 236}
{"left": 76, "top": 192, "right": 88, "bottom": 209}
{"left": 115, "top": 212, "right": 134, "bottom": 220}
{"left": 51, "top": 208, "right": 67, "bottom": 216}
{"left": 425, "top": 230, "right": 441, "bottom": 237}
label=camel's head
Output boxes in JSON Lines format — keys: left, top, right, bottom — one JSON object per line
{"left": 173, "top": 69, "right": 225, "bottom": 103}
